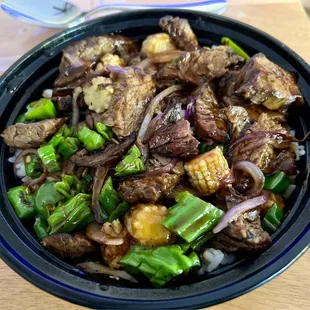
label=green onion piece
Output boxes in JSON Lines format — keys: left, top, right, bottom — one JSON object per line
{"left": 262, "top": 203, "right": 284, "bottom": 234}
{"left": 120, "top": 245, "right": 200, "bottom": 288}
{"left": 77, "top": 127, "right": 105, "bottom": 151}
{"left": 34, "top": 182, "right": 64, "bottom": 219}
{"left": 33, "top": 216, "right": 49, "bottom": 240}
{"left": 7, "top": 186, "right": 36, "bottom": 219}
{"left": 115, "top": 145, "right": 145, "bottom": 177}
{"left": 221, "top": 37, "right": 250, "bottom": 60}
{"left": 47, "top": 193, "right": 92, "bottom": 234}
{"left": 38, "top": 144, "right": 60, "bottom": 174}
{"left": 264, "top": 171, "right": 291, "bottom": 193}
{"left": 24, "top": 153, "right": 42, "bottom": 178}
{"left": 162, "top": 191, "right": 224, "bottom": 243}
{"left": 24, "top": 98, "right": 57, "bottom": 121}
{"left": 95, "top": 122, "right": 114, "bottom": 141}
{"left": 99, "top": 177, "right": 120, "bottom": 215}
{"left": 108, "top": 201, "right": 131, "bottom": 222}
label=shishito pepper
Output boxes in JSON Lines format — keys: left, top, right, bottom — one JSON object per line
{"left": 35, "top": 182, "right": 64, "bottom": 219}
{"left": 262, "top": 203, "right": 284, "bottom": 233}
{"left": 7, "top": 186, "right": 36, "bottom": 219}
{"left": 58, "top": 137, "right": 80, "bottom": 159}
{"left": 221, "top": 37, "right": 250, "bottom": 60}
{"left": 95, "top": 122, "right": 114, "bottom": 141}
{"left": 54, "top": 174, "right": 82, "bottom": 199}
{"left": 99, "top": 177, "right": 120, "bottom": 215}
{"left": 120, "top": 245, "right": 200, "bottom": 288}
{"left": 264, "top": 171, "right": 291, "bottom": 193}
{"left": 162, "top": 191, "right": 224, "bottom": 243}
{"left": 24, "top": 98, "right": 57, "bottom": 121}
{"left": 190, "top": 231, "right": 214, "bottom": 250}
{"left": 24, "top": 153, "right": 42, "bottom": 178}
{"left": 47, "top": 193, "right": 92, "bottom": 234}
{"left": 15, "top": 113, "right": 26, "bottom": 124}
{"left": 78, "top": 127, "right": 105, "bottom": 151}
{"left": 33, "top": 216, "right": 49, "bottom": 240}
{"left": 115, "top": 145, "right": 145, "bottom": 177}
{"left": 38, "top": 144, "right": 60, "bottom": 174}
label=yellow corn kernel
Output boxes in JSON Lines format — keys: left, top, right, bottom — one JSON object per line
{"left": 184, "top": 147, "right": 230, "bottom": 196}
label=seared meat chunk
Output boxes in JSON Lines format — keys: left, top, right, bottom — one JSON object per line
{"left": 1, "top": 118, "right": 66, "bottom": 149}
{"left": 149, "top": 119, "right": 199, "bottom": 158}
{"left": 194, "top": 84, "right": 227, "bottom": 143}
{"left": 229, "top": 131, "right": 296, "bottom": 173}
{"left": 41, "top": 232, "right": 98, "bottom": 261}
{"left": 269, "top": 150, "right": 297, "bottom": 175}
{"left": 211, "top": 211, "right": 271, "bottom": 253}
{"left": 159, "top": 15, "right": 198, "bottom": 51}
{"left": 70, "top": 133, "right": 136, "bottom": 168}
{"left": 118, "top": 162, "right": 184, "bottom": 203}
{"left": 235, "top": 53, "right": 303, "bottom": 111}
{"left": 157, "top": 46, "right": 244, "bottom": 85}
{"left": 223, "top": 106, "right": 250, "bottom": 141}
{"left": 145, "top": 154, "right": 172, "bottom": 172}
{"left": 217, "top": 69, "right": 247, "bottom": 106}
{"left": 250, "top": 110, "right": 288, "bottom": 133}
{"left": 102, "top": 66, "right": 156, "bottom": 137}
{"left": 59, "top": 35, "right": 139, "bottom": 69}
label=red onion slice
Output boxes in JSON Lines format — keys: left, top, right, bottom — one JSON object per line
{"left": 86, "top": 222, "right": 124, "bottom": 245}
{"left": 232, "top": 161, "right": 265, "bottom": 198}
{"left": 213, "top": 194, "right": 269, "bottom": 234}
{"left": 77, "top": 262, "right": 138, "bottom": 283}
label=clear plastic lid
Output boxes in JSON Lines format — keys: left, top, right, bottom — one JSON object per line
{"left": 0, "top": 0, "right": 226, "bottom": 71}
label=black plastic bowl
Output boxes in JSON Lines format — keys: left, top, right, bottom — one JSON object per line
{"left": 0, "top": 9, "right": 309, "bottom": 309}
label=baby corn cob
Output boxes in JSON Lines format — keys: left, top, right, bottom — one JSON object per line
{"left": 184, "top": 147, "right": 230, "bottom": 196}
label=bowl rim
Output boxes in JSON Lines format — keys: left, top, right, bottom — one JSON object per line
{"left": 0, "top": 9, "right": 309, "bottom": 309}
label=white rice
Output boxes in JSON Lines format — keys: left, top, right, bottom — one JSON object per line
{"left": 42, "top": 89, "right": 53, "bottom": 99}
{"left": 15, "top": 161, "right": 26, "bottom": 179}
{"left": 8, "top": 149, "right": 22, "bottom": 163}
{"left": 291, "top": 142, "right": 306, "bottom": 161}
{"left": 283, "top": 184, "right": 297, "bottom": 199}
{"left": 202, "top": 248, "right": 225, "bottom": 272}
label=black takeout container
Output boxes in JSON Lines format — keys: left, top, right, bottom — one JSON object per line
{"left": 0, "top": 9, "right": 309, "bottom": 309}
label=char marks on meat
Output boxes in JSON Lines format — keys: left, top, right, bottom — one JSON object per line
{"left": 149, "top": 119, "right": 199, "bottom": 158}
{"left": 235, "top": 53, "right": 303, "bottom": 111}
{"left": 102, "top": 66, "right": 156, "bottom": 137}
{"left": 70, "top": 133, "right": 136, "bottom": 167}
{"left": 250, "top": 110, "right": 288, "bottom": 133}
{"left": 211, "top": 210, "right": 271, "bottom": 253}
{"left": 194, "top": 84, "right": 228, "bottom": 143}
{"left": 1, "top": 118, "right": 66, "bottom": 149}
{"left": 157, "top": 46, "right": 244, "bottom": 85}
{"left": 159, "top": 15, "right": 198, "bottom": 51}
{"left": 118, "top": 162, "right": 184, "bottom": 204}
{"left": 223, "top": 106, "right": 250, "bottom": 141}
{"left": 41, "top": 232, "right": 98, "bottom": 261}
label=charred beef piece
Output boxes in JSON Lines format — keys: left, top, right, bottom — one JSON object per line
{"left": 250, "top": 111, "right": 288, "bottom": 133}
{"left": 1, "top": 118, "right": 66, "bottom": 149}
{"left": 211, "top": 211, "right": 271, "bottom": 253}
{"left": 145, "top": 154, "right": 172, "bottom": 172}
{"left": 223, "top": 106, "right": 250, "bottom": 141}
{"left": 194, "top": 84, "right": 228, "bottom": 143}
{"left": 102, "top": 66, "right": 156, "bottom": 137}
{"left": 269, "top": 150, "right": 297, "bottom": 175}
{"left": 159, "top": 15, "right": 198, "bottom": 51}
{"left": 61, "top": 160, "right": 76, "bottom": 175}
{"left": 235, "top": 53, "right": 303, "bottom": 111}
{"left": 157, "top": 46, "right": 244, "bottom": 85}
{"left": 59, "top": 35, "right": 139, "bottom": 70}
{"left": 217, "top": 69, "right": 248, "bottom": 107}
{"left": 41, "top": 232, "right": 98, "bottom": 261}
{"left": 70, "top": 133, "right": 136, "bottom": 168}
{"left": 149, "top": 119, "right": 199, "bottom": 158}
{"left": 118, "top": 162, "right": 184, "bottom": 203}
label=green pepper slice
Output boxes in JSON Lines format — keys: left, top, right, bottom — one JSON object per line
{"left": 7, "top": 186, "right": 36, "bottom": 219}
{"left": 38, "top": 144, "right": 60, "bottom": 174}
{"left": 24, "top": 98, "right": 57, "bottom": 121}
{"left": 264, "top": 171, "right": 291, "bottom": 193}
{"left": 24, "top": 153, "right": 42, "bottom": 178}
{"left": 33, "top": 217, "right": 49, "bottom": 240}
{"left": 262, "top": 203, "right": 284, "bottom": 233}
{"left": 78, "top": 127, "right": 105, "bottom": 151}
{"left": 221, "top": 37, "right": 250, "bottom": 60}
{"left": 99, "top": 177, "right": 120, "bottom": 215}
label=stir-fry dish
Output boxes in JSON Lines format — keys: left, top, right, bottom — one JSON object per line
{"left": 2, "top": 16, "right": 308, "bottom": 287}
